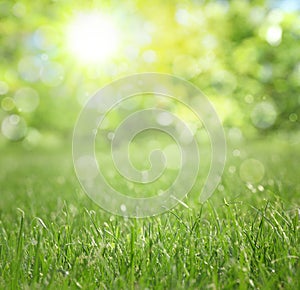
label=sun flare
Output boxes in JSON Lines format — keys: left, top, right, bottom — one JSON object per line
{"left": 66, "top": 12, "right": 119, "bottom": 63}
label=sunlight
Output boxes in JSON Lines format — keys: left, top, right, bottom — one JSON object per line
{"left": 66, "top": 12, "right": 119, "bottom": 63}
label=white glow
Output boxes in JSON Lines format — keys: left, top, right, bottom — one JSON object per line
{"left": 266, "top": 25, "right": 282, "bottom": 46}
{"left": 66, "top": 12, "right": 119, "bottom": 63}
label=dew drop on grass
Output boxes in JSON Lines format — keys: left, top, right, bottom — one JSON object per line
{"left": 246, "top": 183, "right": 257, "bottom": 193}
{"left": 258, "top": 185, "right": 264, "bottom": 192}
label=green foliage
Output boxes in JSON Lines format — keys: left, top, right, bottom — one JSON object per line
{"left": 0, "top": 0, "right": 299, "bottom": 146}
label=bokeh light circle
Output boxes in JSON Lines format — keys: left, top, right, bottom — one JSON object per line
{"left": 18, "top": 56, "right": 42, "bottom": 82}
{"left": 14, "top": 87, "right": 39, "bottom": 113}
{"left": 239, "top": 158, "right": 265, "bottom": 183}
{"left": 0, "top": 81, "right": 9, "bottom": 95}
{"left": 1, "top": 114, "right": 27, "bottom": 141}
{"left": 251, "top": 101, "right": 277, "bottom": 129}
{"left": 40, "top": 62, "right": 64, "bottom": 87}
{"left": 73, "top": 73, "right": 226, "bottom": 217}
{"left": 1, "top": 97, "right": 15, "bottom": 111}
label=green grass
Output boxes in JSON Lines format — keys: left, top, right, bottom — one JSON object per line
{"left": 0, "top": 137, "right": 299, "bottom": 289}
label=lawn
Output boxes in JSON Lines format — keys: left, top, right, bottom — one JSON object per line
{"left": 0, "top": 2, "right": 300, "bottom": 288}
{"left": 0, "top": 135, "right": 299, "bottom": 289}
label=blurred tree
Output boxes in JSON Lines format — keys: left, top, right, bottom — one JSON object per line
{"left": 0, "top": 0, "right": 299, "bottom": 146}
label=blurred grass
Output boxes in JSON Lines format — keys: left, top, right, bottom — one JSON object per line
{"left": 0, "top": 134, "right": 299, "bottom": 288}
{"left": 1, "top": 131, "right": 299, "bottom": 214}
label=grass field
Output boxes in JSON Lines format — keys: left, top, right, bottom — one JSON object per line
{"left": 0, "top": 135, "right": 299, "bottom": 289}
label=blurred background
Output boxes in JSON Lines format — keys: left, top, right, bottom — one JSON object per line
{"left": 0, "top": 0, "right": 300, "bottom": 206}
